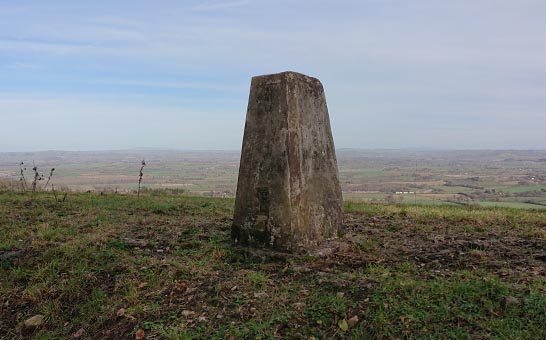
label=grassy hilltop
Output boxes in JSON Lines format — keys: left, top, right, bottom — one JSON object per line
{"left": 1, "top": 191, "right": 545, "bottom": 339}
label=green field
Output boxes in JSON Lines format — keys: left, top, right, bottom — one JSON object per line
{"left": 501, "top": 185, "right": 546, "bottom": 193}
{"left": 478, "top": 201, "right": 546, "bottom": 209}
{"left": 1, "top": 190, "right": 545, "bottom": 339}
{"left": 2, "top": 150, "right": 546, "bottom": 209}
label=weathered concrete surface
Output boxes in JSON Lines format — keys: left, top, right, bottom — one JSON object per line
{"left": 232, "top": 71, "right": 343, "bottom": 251}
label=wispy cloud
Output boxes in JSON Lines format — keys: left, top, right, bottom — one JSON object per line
{"left": 5, "top": 62, "right": 38, "bottom": 70}
{"left": 1, "top": 0, "right": 545, "bottom": 150}
{"left": 189, "top": 0, "right": 253, "bottom": 11}
{"left": 91, "top": 78, "right": 245, "bottom": 92}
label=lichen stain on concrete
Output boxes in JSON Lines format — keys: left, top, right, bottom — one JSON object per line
{"left": 232, "top": 71, "right": 344, "bottom": 252}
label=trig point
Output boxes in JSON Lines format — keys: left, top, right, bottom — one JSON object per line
{"left": 232, "top": 71, "right": 344, "bottom": 251}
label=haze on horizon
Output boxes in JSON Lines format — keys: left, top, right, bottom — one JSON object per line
{"left": 1, "top": 0, "right": 545, "bottom": 152}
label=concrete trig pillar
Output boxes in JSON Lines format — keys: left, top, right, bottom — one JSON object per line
{"left": 232, "top": 71, "right": 343, "bottom": 251}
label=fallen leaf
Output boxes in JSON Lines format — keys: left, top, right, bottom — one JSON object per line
{"left": 135, "top": 328, "right": 145, "bottom": 340}
{"left": 181, "top": 310, "right": 195, "bottom": 317}
{"left": 72, "top": 328, "right": 85, "bottom": 338}
{"left": 338, "top": 319, "right": 348, "bottom": 331}
{"left": 348, "top": 315, "right": 359, "bottom": 328}
{"left": 24, "top": 314, "right": 44, "bottom": 328}
{"left": 116, "top": 308, "right": 126, "bottom": 317}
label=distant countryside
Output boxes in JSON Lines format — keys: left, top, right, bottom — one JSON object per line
{"left": 1, "top": 149, "right": 545, "bottom": 209}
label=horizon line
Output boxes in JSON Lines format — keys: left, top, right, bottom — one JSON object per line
{"left": 2, "top": 147, "right": 546, "bottom": 154}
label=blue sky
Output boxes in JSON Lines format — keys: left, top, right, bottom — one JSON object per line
{"left": 1, "top": 0, "right": 545, "bottom": 151}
